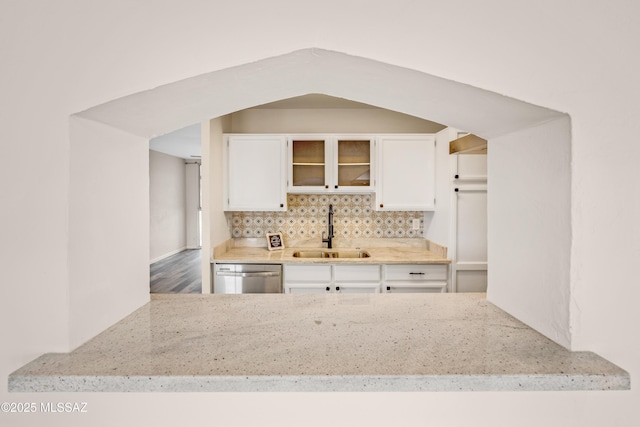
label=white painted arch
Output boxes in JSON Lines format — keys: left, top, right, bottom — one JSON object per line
{"left": 77, "top": 48, "right": 564, "bottom": 139}
{"left": 71, "top": 48, "right": 572, "bottom": 349}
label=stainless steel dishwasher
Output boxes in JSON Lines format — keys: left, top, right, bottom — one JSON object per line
{"left": 213, "top": 263, "right": 282, "bottom": 294}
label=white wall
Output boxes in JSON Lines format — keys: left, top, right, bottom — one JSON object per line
{"left": 185, "top": 162, "right": 201, "bottom": 249}
{"left": 202, "top": 116, "right": 232, "bottom": 293}
{"left": 488, "top": 116, "right": 572, "bottom": 348}
{"left": 209, "top": 116, "right": 232, "bottom": 247}
{"left": 149, "top": 149, "right": 187, "bottom": 262}
{"left": 1, "top": 1, "right": 639, "bottom": 426}
{"left": 69, "top": 116, "right": 151, "bottom": 349}
{"left": 229, "top": 108, "right": 445, "bottom": 133}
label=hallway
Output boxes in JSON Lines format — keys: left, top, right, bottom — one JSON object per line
{"left": 150, "top": 249, "right": 201, "bottom": 294}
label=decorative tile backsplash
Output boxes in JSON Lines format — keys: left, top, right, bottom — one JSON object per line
{"left": 228, "top": 194, "right": 424, "bottom": 240}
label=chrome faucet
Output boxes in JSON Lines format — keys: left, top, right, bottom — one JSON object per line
{"left": 322, "top": 204, "right": 334, "bottom": 249}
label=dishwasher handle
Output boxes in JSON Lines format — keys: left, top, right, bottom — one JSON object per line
{"left": 216, "top": 271, "right": 281, "bottom": 278}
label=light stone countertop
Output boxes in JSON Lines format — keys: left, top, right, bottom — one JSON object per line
{"left": 212, "top": 238, "right": 451, "bottom": 264}
{"left": 9, "top": 293, "right": 629, "bottom": 392}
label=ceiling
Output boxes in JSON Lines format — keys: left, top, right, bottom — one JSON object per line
{"left": 149, "top": 124, "right": 202, "bottom": 160}
{"left": 149, "top": 94, "right": 384, "bottom": 159}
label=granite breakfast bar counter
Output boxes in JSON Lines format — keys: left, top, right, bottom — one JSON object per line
{"left": 10, "top": 238, "right": 628, "bottom": 392}
{"left": 9, "top": 293, "right": 629, "bottom": 392}
{"left": 9, "top": 236, "right": 630, "bottom": 392}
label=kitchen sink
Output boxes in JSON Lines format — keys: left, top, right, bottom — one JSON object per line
{"left": 292, "top": 250, "right": 370, "bottom": 259}
{"left": 332, "top": 250, "right": 371, "bottom": 258}
{"left": 291, "top": 251, "right": 332, "bottom": 258}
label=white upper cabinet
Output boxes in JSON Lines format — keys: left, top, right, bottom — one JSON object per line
{"left": 376, "top": 134, "right": 436, "bottom": 211}
{"left": 224, "top": 134, "right": 287, "bottom": 211}
{"left": 288, "top": 135, "right": 330, "bottom": 193}
{"left": 223, "top": 133, "right": 436, "bottom": 211}
{"left": 334, "top": 137, "right": 374, "bottom": 192}
{"left": 288, "top": 135, "right": 375, "bottom": 193}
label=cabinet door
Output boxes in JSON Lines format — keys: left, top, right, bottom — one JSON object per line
{"left": 225, "top": 135, "right": 287, "bottom": 211}
{"left": 333, "top": 137, "right": 375, "bottom": 192}
{"left": 376, "top": 135, "right": 436, "bottom": 211}
{"left": 285, "top": 264, "right": 332, "bottom": 282}
{"left": 284, "top": 265, "right": 331, "bottom": 293}
{"left": 334, "top": 264, "right": 381, "bottom": 293}
{"left": 451, "top": 154, "right": 488, "bottom": 292}
{"left": 289, "top": 137, "right": 330, "bottom": 192}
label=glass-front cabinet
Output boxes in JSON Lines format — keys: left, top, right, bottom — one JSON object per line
{"left": 336, "top": 138, "right": 371, "bottom": 189}
{"left": 289, "top": 135, "right": 374, "bottom": 193}
{"left": 290, "top": 137, "right": 329, "bottom": 191}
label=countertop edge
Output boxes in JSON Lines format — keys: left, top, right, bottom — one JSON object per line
{"left": 9, "top": 372, "right": 630, "bottom": 393}
{"left": 211, "top": 258, "right": 451, "bottom": 265}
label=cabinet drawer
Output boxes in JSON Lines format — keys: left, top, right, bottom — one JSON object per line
{"left": 384, "top": 282, "right": 447, "bottom": 293}
{"left": 285, "top": 283, "right": 331, "bottom": 294}
{"left": 335, "top": 283, "right": 381, "bottom": 294}
{"left": 284, "top": 264, "right": 332, "bottom": 282}
{"left": 384, "top": 264, "right": 447, "bottom": 281}
{"left": 334, "top": 265, "right": 380, "bottom": 282}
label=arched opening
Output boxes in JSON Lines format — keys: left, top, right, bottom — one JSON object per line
{"left": 69, "top": 48, "right": 572, "bottom": 350}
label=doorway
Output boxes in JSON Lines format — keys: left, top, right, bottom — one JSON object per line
{"left": 149, "top": 131, "right": 203, "bottom": 294}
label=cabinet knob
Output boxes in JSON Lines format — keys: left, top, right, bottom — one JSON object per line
{"left": 334, "top": 185, "right": 338, "bottom": 189}
{"left": 454, "top": 188, "right": 459, "bottom": 192}
{"left": 379, "top": 203, "right": 384, "bottom": 208}
{"left": 454, "top": 174, "right": 459, "bottom": 179}
{"left": 386, "top": 286, "right": 391, "bottom": 291}
{"left": 325, "top": 184, "right": 329, "bottom": 189}
{"left": 280, "top": 203, "right": 284, "bottom": 208}
{"left": 325, "top": 286, "right": 330, "bottom": 292}
{"left": 335, "top": 286, "right": 340, "bottom": 292}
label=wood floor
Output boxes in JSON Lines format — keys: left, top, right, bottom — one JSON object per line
{"left": 150, "top": 249, "right": 202, "bottom": 294}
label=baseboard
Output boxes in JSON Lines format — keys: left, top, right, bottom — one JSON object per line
{"left": 150, "top": 247, "right": 187, "bottom": 264}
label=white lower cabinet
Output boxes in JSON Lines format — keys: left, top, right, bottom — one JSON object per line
{"left": 382, "top": 264, "right": 448, "bottom": 293}
{"left": 284, "top": 265, "right": 332, "bottom": 294}
{"left": 284, "top": 264, "right": 449, "bottom": 294}
{"left": 334, "top": 265, "right": 381, "bottom": 293}
{"left": 284, "top": 264, "right": 381, "bottom": 294}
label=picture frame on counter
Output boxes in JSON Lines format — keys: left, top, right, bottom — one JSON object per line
{"left": 266, "top": 232, "right": 284, "bottom": 251}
